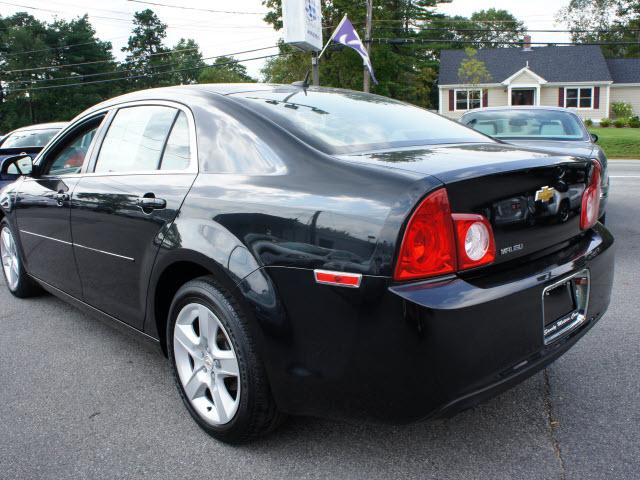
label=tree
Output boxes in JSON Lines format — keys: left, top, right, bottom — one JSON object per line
{"left": 169, "top": 38, "right": 205, "bottom": 85}
{"left": 0, "top": 13, "right": 116, "bottom": 132}
{"left": 557, "top": 0, "right": 640, "bottom": 57}
{"left": 261, "top": 0, "right": 453, "bottom": 108}
{"left": 198, "top": 56, "right": 255, "bottom": 83}
{"left": 457, "top": 47, "right": 492, "bottom": 86}
{"left": 456, "top": 9, "right": 526, "bottom": 49}
{"left": 121, "top": 9, "right": 170, "bottom": 89}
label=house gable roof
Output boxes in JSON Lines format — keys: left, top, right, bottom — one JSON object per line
{"left": 502, "top": 66, "right": 547, "bottom": 85}
{"left": 439, "top": 45, "right": 612, "bottom": 85}
{"left": 606, "top": 58, "right": 640, "bottom": 84}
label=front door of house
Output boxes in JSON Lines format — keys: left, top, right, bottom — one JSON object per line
{"left": 512, "top": 89, "right": 535, "bottom": 106}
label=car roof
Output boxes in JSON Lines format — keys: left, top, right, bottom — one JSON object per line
{"left": 76, "top": 83, "right": 381, "bottom": 116}
{"left": 10, "top": 122, "right": 68, "bottom": 133}
{"left": 461, "top": 106, "right": 579, "bottom": 115}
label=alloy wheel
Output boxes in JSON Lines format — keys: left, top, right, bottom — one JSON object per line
{"left": 173, "top": 303, "right": 241, "bottom": 425}
{"left": 0, "top": 227, "right": 19, "bottom": 291}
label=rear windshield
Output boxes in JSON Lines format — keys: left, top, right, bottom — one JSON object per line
{"left": 1, "top": 128, "right": 60, "bottom": 148}
{"left": 462, "top": 110, "right": 589, "bottom": 141}
{"left": 231, "top": 88, "right": 490, "bottom": 154}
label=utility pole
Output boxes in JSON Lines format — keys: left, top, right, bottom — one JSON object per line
{"left": 26, "top": 91, "right": 34, "bottom": 124}
{"left": 363, "top": 0, "right": 373, "bottom": 92}
{"left": 312, "top": 51, "right": 319, "bottom": 86}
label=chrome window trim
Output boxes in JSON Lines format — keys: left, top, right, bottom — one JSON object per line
{"left": 88, "top": 100, "right": 199, "bottom": 176}
{"left": 33, "top": 99, "right": 199, "bottom": 178}
{"left": 33, "top": 111, "right": 110, "bottom": 176}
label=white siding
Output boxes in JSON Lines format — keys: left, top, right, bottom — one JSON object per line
{"left": 540, "top": 86, "right": 559, "bottom": 107}
{"left": 510, "top": 71, "right": 540, "bottom": 85}
{"left": 610, "top": 86, "right": 640, "bottom": 116}
{"left": 439, "top": 87, "right": 506, "bottom": 119}
{"left": 487, "top": 87, "right": 508, "bottom": 107}
{"left": 539, "top": 86, "right": 608, "bottom": 120}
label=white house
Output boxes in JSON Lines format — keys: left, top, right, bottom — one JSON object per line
{"left": 438, "top": 37, "right": 640, "bottom": 121}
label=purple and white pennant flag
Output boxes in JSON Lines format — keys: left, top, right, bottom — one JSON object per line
{"left": 327, "top": 15, "right": 378, "bottom": 84}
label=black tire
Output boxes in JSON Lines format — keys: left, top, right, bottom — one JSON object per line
{"left": 0, "top": 218, "right": 41, "bottom": 298}
{"left": 166, "top": 276, "right": 284, "bottom": 443}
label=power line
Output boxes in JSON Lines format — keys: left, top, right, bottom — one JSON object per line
{"left": 0, "top": 1, "right": 274, "bottom": 29}
{"left": 3, "top": 37, "right": 127, "bottom": 57}
{"left": 8, "top": 45, "right": 281, "bottom": 85}
{"left": 373, "top": 27, "right": 640, "bottom": 33}
{"left": 2, "top": 43, "right": 275, "bottom": 74}
{"left": 7, "top": 52, "right": 291, "bottom": 93}
{"left": 369, "top": 38, "right": 640, "bottom": 46}
{"left": 126, "top": 0, "right": 267, "bottom": 15}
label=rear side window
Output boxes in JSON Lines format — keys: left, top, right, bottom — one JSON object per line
{"left": 95, "top": 106, "right": 176, "bottom": 173}
{"left": 160, "top": 111, "right": 191, "bottom": 170}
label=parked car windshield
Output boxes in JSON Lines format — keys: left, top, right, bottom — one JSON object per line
{"left": 231, "top": 88, "right": 490, "bottom": 154}
{"left": 1, "top": 128, "right": 61, "bottom": 148}
{"left": 462, "top": 110, "right": 590, "bottom": 141}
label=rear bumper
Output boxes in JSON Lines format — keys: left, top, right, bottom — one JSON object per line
{"left": 248, "top": 224, "right": 614, "bottom": 423}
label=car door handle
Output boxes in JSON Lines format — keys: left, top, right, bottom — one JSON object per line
{"left": 137, "top": 196, "right": 166, "bottom": 211}
{"left": 55, "top": 191, "right": 69, "bottom": 206}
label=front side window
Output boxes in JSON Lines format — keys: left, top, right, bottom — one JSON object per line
{"left": 47, "top": 124, "right": 101, "bottom": 175}
{"left": 456, "top": 89, "right": 482, "bottom": 111}
{"left": 95, "top": 106, "right": 177, "bottom": 173}
{"left": 565, "top": 88, "right": 593, "bottom": 109}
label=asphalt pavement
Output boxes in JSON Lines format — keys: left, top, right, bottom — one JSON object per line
{"left": 1, "top": 160, "right": 639, "bottom": 480}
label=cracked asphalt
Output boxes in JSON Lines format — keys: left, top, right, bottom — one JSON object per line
{"left": 1, "top": 161, "right": 639, "bottom": 480}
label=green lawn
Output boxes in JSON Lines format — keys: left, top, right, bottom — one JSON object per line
{"left": 589, "top": 127, "right": 640, "bottom": 159}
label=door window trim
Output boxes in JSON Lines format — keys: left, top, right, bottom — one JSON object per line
{"left": 34, "top": 112, "right": 109, "bottom": 179}
{"left": 85, "top": 100, "right": 199, "bottom": 176}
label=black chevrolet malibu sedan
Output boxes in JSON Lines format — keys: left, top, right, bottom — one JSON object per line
{"left": 0, "top": 84, "right": 614, "bottom": 443}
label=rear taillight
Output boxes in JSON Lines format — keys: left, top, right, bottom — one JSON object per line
{"left": 394, "top": 189, "right": 456, "bottom": 281}
{"left": 452, "top": 214, "right": 496, "bottom": 270}
{"left": 394, "top": 189, "right": 496, "bottom": 282}
{"left": 580, "top": 160, "right": 601, "bottom": 230}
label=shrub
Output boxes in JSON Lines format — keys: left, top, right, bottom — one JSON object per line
{"left": 629, "top": 116, "right": 640, "bottom": 128}
{"left": 600, "top": 118, "right": 612, "bottom": 127}
{"left": 613, "top": 118, "right": 628, "bottom": 128}
{"left": 611, "top": 102, "right": 634, "bottom": 119}
{"left": 584, "top": 118, "right": 593, "bottom": 127}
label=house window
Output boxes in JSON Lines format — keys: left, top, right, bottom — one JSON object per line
{"left": 565, "top": 87, "right": 593, "bottom": 109}
{"left": 455, "top": 89, "right": 482, "bottom": 111}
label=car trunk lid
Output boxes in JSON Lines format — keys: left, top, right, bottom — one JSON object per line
{"left": 340, "top": 143, "right": 593, "bottom": 266}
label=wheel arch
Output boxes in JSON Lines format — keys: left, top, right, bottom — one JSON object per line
{"left": 147, "top": 249, "right": 257, "bottom": 356}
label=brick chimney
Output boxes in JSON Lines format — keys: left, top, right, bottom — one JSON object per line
{"left": 523, "top": 35, "right": 532, "bottom": 51}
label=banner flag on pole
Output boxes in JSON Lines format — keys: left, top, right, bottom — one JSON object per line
{"left": 320, "top": 15, "right": 378, "bottom": 85}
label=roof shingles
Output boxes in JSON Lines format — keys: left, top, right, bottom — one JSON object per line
{"left": 606, "top": 58, "right": 640, "bottom": 84}
{"left": 439, "top": 46, "right": 613, "bottom": 85}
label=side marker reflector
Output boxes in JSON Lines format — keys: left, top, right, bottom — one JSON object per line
{"left": 314, "top": 269, "right": 362, "bottom": 288}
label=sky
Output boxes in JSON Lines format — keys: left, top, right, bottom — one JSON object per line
{"left": 0, "top": 0, "right": 575, "bottom": 79}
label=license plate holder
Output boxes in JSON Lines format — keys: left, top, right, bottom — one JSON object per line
{"left": 542, "top": 270, "right": 590, "bottom": 344}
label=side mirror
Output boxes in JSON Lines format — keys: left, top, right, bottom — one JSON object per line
{"left": 590, "top": 133, "right": 599, "bottom": 143}
{"left": 1, "top": 154, "right": 35, "bottom": 181}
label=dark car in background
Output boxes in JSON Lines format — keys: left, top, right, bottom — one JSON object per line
{"left": 460, "top": 107, "right": 609, "bottom": 219}
{"left": 0, "top": 85, "right": 614, "bottom": 443}
{"left": 0, "top": 122, "right": 66, "bottom": 189}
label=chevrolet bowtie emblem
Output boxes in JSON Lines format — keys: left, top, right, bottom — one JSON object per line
{"left": 535, "top": 186, "right": 556, "bottom": 203}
